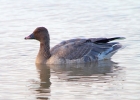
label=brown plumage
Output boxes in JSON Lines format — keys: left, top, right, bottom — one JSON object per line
{"left": 25, "top": 27, "right": 125, "bottom": 64}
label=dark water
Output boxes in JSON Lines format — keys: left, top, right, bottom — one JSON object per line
{"left": 0, "top": 0, "right": 140, "bottom": 100}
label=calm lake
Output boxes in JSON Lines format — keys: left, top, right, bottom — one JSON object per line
{"left": 0, "top": 0, "right": 140, "bottom": 100}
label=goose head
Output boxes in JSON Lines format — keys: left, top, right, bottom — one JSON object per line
{"left": 25, "top": 27, "right": 50, "bottom": 42}
{"left": 25, "top": 27, "right": 51, "bottom": 64}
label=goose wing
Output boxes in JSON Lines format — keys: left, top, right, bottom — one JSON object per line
{"left": 50, "top": 38, "right": 106, "bottom": 54}
{"left": 50, "top": 38, "right": 122, "bottom": 61}
{"left": 50, "top": 37, "right": 124, "bottom": 55}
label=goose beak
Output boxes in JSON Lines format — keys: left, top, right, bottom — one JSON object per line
{"left": 25, "top": 33, "right": 35, "bottom": 39}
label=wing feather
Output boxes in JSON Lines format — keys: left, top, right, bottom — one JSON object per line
{"left": 65, "top": 43, "right": 92, "bottom": 60}
{"left": 50, "top": 38, "right": 122, "bottom": 61}
{"left": 50, "top": 38, "right": 107, "bottom": 54}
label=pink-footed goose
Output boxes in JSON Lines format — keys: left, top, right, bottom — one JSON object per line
{"left": 25, "top": 27, "right": 125, "bottom": 64}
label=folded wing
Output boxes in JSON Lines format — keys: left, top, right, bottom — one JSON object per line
{"left": 50, "top": 38, "right": 122, "bottom": 61}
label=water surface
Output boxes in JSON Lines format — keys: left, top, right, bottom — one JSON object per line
{"left": 0, "top": 0, "right": 140, "bottom": 100}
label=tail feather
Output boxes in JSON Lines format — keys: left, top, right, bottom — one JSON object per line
{"left": 98, "top": 43, "right": 122, "bottom": 60}
{"left": 94, "top": 37, "right": 125, "bottom": 44}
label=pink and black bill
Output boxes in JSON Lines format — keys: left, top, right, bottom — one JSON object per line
{"left": 25, "top": 33, "right": 35, "bottom": 39}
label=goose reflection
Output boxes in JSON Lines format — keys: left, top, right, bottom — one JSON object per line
{"left": 35, "top": 60, "right": 120, "bottom": 99}
{"left": 49, "top": 60, "right": 119, "bottom": 81}
{"left": 50, "top": 60, "right": 117, "bottom": 74}
{"left": 35, "top": 64, "right": 51, "bottom": 100}
{"left": 36, "top": 60, "right": 119, "bottom": 85}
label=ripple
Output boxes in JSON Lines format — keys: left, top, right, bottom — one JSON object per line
{"left": 0, "top": 0, "right": 140, "bottom": 100}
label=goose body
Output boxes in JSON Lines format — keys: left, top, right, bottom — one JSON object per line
{"left": 25, "top": 27, "right": 125, "bottom": 64}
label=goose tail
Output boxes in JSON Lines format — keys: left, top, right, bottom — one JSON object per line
{"left": 94, "top": 37, "right": 125, "bottom": 44}
{"left": 98, "top": 43, "right": 123, "bottom": 60}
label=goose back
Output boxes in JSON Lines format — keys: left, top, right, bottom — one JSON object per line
{"left": 49, "top": 38, "right": 122, "bottom": 64}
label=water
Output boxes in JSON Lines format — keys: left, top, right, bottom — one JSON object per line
{"left": 0, "top": 0, "right": 140, "bottom": 100}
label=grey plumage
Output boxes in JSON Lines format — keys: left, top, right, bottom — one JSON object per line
{"left": 50, "top": 38, "right": 122, "bottom": 62}
{"left": 25, "top": 27, "right": 125, "bottom": 64}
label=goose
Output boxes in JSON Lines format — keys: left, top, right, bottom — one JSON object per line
{"left": 25, "top": 27, "right": 125, "bottom": 64}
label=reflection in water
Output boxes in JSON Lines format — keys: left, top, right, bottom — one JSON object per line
{"left": 0, "top": 0, "right": 139, "bottom": 99}
{"left": 49, "top": 60, "right": 120, "bottom": 82}
{"left": 35, "top": 64, "right": 51, "bottom": 100}
{"left": 34, "top": 60, "right": 122, "bottom": 100}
